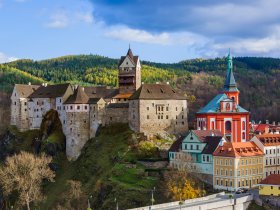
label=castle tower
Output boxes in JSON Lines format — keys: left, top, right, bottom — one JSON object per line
{"left": 223, "top": 51, "right": 240, "bottom": 104}
{"left": 118, "top": 47, "right": 141, "bottom": 94}
{"left": 64, "top": 86, "right": 90, "bottom": 160}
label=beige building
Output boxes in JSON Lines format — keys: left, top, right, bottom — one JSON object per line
{"left": 213, "top": 141, "right": 264, "bottom": 191}
{"left": 10, "top": 83, "right": 40, "bottom": 131}
{"left": 129, "top": 83, "right": 188, "bottom": 137}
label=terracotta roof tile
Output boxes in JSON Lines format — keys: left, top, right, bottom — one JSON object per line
{"left": 256, "top": 134, "right": 280, "bottom": 146}
{"left": 260, "top": 174, "right": 280, "bottom": 185}
{"left": 213, "top": 142, "right": 264, "bottom": 157}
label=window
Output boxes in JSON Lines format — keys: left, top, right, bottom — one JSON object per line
{"left": 242, "top": 121, "right": 245, "bottom": 130}
{"left": 158, "top": 115, "right": 160, "bottom": 119}
{"left": 196, "top": 145, "right": 199, "bottom": 150}
{"left": 70, "top": 106, "right": 73, "bottom": 110}
{"left": 166, "top": 115, "right": 169, "bottom": 119}
{"left": 85, "top": 106, "right": 87, "bottom": 110}
{"left": 14, "top": 102, "right": 16, "bottom": 105}
{"left": 166, "top": 107, "right": 169, "bottom": 111}
{"left": 190, "top": 145, "right": 193, "bottom": 150}
{"left": 207, "top": 156, "right": 209, "bottom": 162}
{"left": 203, "top": 156, "right": 205, "bottom": 161}
{"left": 242, "top": 132, "right": 245, "bottom": 139}
{"left": 147, "top": 115, "right": 149, "bottom": 119}
{"left": 182, "top": 115, "right": 184, "bottom": 119}
{"left": 77, "top": 105, "right": 80, "bottom": 110}
{"left": 225, "top": 121, "right": 231, "bottom": 131}
{"left": 147, "top": 107, "right": 149, "bottom": 111}
{"left": 176, "top": 107, "right": 178, "bottom": 111}
{"left": 24, "top": 102, "right": 27, "bottom": 105}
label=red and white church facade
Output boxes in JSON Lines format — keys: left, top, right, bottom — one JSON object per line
{"left": 196, "top": 53, "right": 249, "bottom": 142}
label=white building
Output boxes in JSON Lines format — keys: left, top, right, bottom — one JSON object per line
{"left": 251, "top": 133, "right": 280, "bottom": 177}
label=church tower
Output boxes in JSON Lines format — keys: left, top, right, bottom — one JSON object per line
{"left": 118, "top": 47, "right": 141, "bottom": 94}
{"left": 196, "top": 51, "right": 250, "bottom": 142}
{"left": 223, "top": 51, "right": 240, "bottom": 104}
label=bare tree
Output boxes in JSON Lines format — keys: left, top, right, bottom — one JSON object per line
{"left": 0, "top": 151, "right": 55, "bottom": 210}
{"left": 171, "top": 151, "right": 201, "bottom": 174}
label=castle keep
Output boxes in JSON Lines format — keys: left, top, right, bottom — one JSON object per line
{"left": 10, "top": 48, "right": 189, "bottom": 160}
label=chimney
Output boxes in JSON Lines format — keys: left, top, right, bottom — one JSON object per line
{"left": 28, "top": 82, "right": 31, "bottom": 85}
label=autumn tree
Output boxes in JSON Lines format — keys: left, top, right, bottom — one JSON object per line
{"left": 164, "top": 170, "right": 205, "bottom": 201}
{"left": 0, "top": 152, "right": 55, "bottom": 210}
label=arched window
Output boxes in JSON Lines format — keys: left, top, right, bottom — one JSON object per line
{"left": 211, "top": 121, "right": 215, "bottom": 130}
{"left": 226, "top": 103, "right": 230, "bottom": 111}
{"left": 231, "top": 97, "right": 235, "bottom": 101}
{"left": 225, "top": 121, "right": 231, "bottom": 131}
{"left": 242, "top": 132, "right": 245, "bottom": 139}
{"left": 242, "top": 121, "right": 245, "bottom": 130}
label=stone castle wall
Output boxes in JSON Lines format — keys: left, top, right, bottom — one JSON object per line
{"left": 105, "top": 106, "right": 129, "bottom": 125}
{"left": 64, "top": 104, "right": 90, "bottom": 160}
{"left": 129, "top": 99, "right": 188, "bottom": 136}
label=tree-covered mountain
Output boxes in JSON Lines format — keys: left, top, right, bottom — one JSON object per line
{"left": 1, "top": 55, "right": 280, "bottom": 130}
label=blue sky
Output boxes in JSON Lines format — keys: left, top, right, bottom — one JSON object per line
{"left": 0, "top": 0, "right": 280, "bottom": 63}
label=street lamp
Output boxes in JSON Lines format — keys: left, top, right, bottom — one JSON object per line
{"left": 88, "top": 195, "right": 93, "bottom": 209}
{"left": 114, "top": 197, "right": 118, "bottom": 210}
{"left": 151, "top": 187, "right": 156, "bottom": 206}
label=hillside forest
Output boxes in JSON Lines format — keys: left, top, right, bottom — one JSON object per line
{"left": 0, "top": 55, "right": 280, "bottom": 133}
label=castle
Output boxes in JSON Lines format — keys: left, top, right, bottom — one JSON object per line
{"left": 10, "top": 48, "right": 189, "bottom": 160}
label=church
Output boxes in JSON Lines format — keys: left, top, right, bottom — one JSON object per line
{"left": 196, "top": 52, "right": 249, "bottom": 142}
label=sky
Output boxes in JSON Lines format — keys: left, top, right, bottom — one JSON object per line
{"left": 1, "top": 0, "right": 280, "bottom": 63}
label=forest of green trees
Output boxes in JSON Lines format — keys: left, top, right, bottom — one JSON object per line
{"left": 1, "top": 55, "right": 279, "bottom": 124}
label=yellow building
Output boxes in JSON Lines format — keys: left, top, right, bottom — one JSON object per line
{"left": 213, "top": 140, "right": 264, "bottom": 191}
{"left": 259, "top": 174, "right": 280, "bottom": 196}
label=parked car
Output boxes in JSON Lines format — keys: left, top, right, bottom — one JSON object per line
{"left": 235, "top": 188, "right": 248, "bottom": 194}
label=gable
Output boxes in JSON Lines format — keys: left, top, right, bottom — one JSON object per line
{"left": 183, "top": 131, "right": 201, "bottom": 143}
{"left": 119, "top": 56, "right": 135, "bottom": 68}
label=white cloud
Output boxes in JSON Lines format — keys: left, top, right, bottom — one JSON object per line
{"left": 105, "top": 27, "right": 170, "bottom": 45}
{"left": 46, "top": 10, "right": 94, "bottom": 29}
{"left": 0, "top": 52, "right": 18, "bottom": 64}
{"left": 76, "top": 12, "right": 93, "bottom": 24}
{"left": 104, "top": 26, "right": 210, "bottom": 46}
{"left": 212, "top": 25, "right": 280, "bottom": 55}
{"left": 46, "top": 12, "right": 69, "bottom": 29}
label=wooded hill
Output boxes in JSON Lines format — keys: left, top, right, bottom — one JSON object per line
{"left": 1, "top": 55, "right": 279, "bottom": 130}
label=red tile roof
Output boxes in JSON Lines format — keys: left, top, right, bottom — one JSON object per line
{"left": 193, "top": 130, "right": 223, "bottom": 142}
{"left": 256, "top": 134, "right": 280, "bottom": 146}
{"left": 213, "top": 142, "right": 264, "bottom": 157}
{"left": 260, "top": 174, "right": 280, "bottom": 185}
{"left": 254, "top": 124, "right": 269, "bottom": 133}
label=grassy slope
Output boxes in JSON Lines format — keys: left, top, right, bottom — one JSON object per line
{"left": 41, "top": 124, "right": 166, "bottom": 209}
